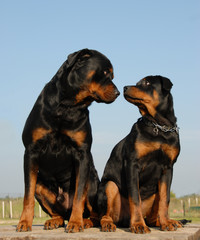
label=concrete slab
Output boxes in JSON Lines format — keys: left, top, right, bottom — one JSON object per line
{"left": 0, "top": 224, "right": 200, "bottom": 240}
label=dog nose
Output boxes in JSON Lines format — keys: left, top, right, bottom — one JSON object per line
{"left": 115, "top": 89, "right": 120, "bottom": 97}
{"left": 124, "top": 86, "right": 128, "bottom": 93}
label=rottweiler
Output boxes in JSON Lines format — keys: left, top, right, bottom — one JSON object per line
{"left": 16, "top": 49, "right": 120, "bottom": 233}
{"left": 98, "top": 75, "right": 182, "bottom": 233}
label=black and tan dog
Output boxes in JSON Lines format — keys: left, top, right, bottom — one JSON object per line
{"left": 98, "top": 75, "right": 182, "bottom": 233}
{"left": 16, "top": 49, "right": 119, "bottom": 233}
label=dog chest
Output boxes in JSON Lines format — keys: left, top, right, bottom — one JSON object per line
{"left": 135, "top": 140, "right": 179, "bottom": 163}
{"left": 38, "top": 142, "right": 74, "bottom": 175}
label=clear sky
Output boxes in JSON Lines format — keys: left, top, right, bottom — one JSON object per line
{"left": 0, "top": 0, "right": 199, "bottom": 198}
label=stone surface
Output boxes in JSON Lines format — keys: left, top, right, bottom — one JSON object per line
{"left": 0, "top": 224, "right": 200, "bottom": 240}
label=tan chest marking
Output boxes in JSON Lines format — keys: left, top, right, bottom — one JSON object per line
{"left": 32, "top": 128, "right": 51, "bottom": 143}
{"left": 63, "top": 130, "right": 86, "bottom": 147}
{"left": 135, "top": 141, "right": 179, "bottom": 162}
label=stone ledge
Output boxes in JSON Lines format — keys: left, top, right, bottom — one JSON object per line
{"left": 0, "top": 224, "right": 200, "bottom": 240}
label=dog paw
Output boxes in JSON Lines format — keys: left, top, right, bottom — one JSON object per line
{"left": 83, "top": 218, "right": 93, "bottom": 229}
{"left": 130, "top": 223, "right": 151, "bottom": 234}
{"left": 44, "top": 217, "right": 65, "bottom": 230}
{"left": 65, "top": 221, "right": 84, "bottom": 233}
{"left": 160, "top": 219, "right": 183, "bottom": 231}
{"left": 101, "top": 221, "right": 116, "bottom": 232}
{"left": 16, "top": 220, "right": 32, "bottom": 232}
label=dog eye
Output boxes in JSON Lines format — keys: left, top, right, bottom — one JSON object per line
{"left": 145, "top": 80, "right": 150, "bottom": 86}
{"left": 103, "top": 70, "right": 114, "bottom": 80}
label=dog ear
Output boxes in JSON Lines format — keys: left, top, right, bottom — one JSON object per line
{"left": 161, "top": 76, "right": 173, "bottom": 92}
{"left": 66, "top": 48, "right": 92, "bottom": 69}
{"left": 55, "top": 49, "right": 92, "bottom": 79}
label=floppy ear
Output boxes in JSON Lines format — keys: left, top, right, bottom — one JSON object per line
{"left": 55, "top": 49, "right": 92, "bottom": 79}
{"left": 66, "top": 48, "right": 92, "bottom": 69}
{"left": 161, "top": 76, "right": 173, "bottom": 91}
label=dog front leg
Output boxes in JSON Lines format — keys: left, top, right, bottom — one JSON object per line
{"left": 158, "top": 168, "right": 182, "bottom": 231}
{"left": 17, "top": 150, "right": 38, "bottom": 232}
{"left": 127, "top": 163, "right": 151, "bottom": 234}
{"left": 65, "top": 151, "right": 90, "bottom": 233}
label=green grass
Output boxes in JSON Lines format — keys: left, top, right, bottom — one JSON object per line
{"left": 0, "top": 198, "right": 48, "bottom": 219}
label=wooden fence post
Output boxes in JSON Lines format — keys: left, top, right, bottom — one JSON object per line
{"left": 2, "top": 201, "right": 5, "bottom": 219}
{"left": 188, "top": 198, "right": 191, "bottom": 208}
{"left": 39, "top": 205, "right": 42, "bottom": 218}
{"left": 9, "top": 201, "right": 13, "bottom": 219}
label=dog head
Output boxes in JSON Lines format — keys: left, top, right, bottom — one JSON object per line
{"left": 57, "top": 49, "right": 120, "bottom": 105}
{"left": 124, "top": 75, "right": 174, "bottom": 118}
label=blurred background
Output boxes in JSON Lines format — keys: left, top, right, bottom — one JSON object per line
{"left": 0, "top": 1, "right": 199, "bottom": 203}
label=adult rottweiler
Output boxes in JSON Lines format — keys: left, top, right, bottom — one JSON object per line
{"left": 16, "top": 49, "right": 120, "bottom": 233}
{"left": 98, "top": 75, "right": 182, "bottom": 233}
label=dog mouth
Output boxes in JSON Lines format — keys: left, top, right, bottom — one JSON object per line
{"left": 124, "top": 94, "right": 143, "bottom": 102}
{"left": 91, "top": 86, "right": 120, "bottom": 104}
{"left": 93, "top": 92, "right": 118, "bottom": 103}
{"left": 124, "top": 93, "right": 150, "bottom": 104}
{"left": 123, "top": 86, "right": 159, "bottom": 117}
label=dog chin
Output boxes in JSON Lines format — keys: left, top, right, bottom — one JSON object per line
{"left": 92, "top": 94, "right": 117, "bottom": 104}
{"left": 124, "top": 94, "right": 144, "bottom": 104}
{"left": 96, "top": 97, "right": 117, "bottom": 104}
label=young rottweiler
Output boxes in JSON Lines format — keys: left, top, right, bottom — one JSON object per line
{"left": 98, "top": 75, "right": 182, "bottom": 234}
{"left": 16, "top": 49, "right": 120, "bottom": 233}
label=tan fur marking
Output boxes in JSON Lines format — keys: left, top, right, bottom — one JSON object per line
{"left": 75, "top": 90, "right": 90, "bottom": 103}
{"left": 128, "top": 196, "right": 145, "bottom": 224}
{"left": 145, "top": 193, "right": 160, "bottom": 226}
{"left": 158, "top": 181, "right": 168, "bottom": 220}
{"left": 100, "top": 181, "right": 120, "bottom": 231}
{"left": 146, "top": 90, "right": 160, "bottom": 117}
{"left": 32, "top": 128, "right": 51, "bottom": 143}
{"left": 135, "top": 141, "right": 160, "bottom": 158}
{"left": 17, "top": 165, "right": 38, "bottom": 231}
{"left": 86, "top": 70, "right": 96, "bottom": 80}
{"left": 162, "top": 144, "right": 179, "bottom": 162}
{"left": 141, "top": 194, "right": 156, "bottom": 217}
{"left": 103, "top": 181, "right": 131, "bottom": 223}
{"left": 157, "top": 181, "right": 183, "bottom": 230}
{"left": 128, "top": 195, "right": 151, "bottom": 233}
{"left": 66, "top": 173, "right": 88, "bottom": 232}
{"left": 89, "top": 82, "right": 116, "bottom": 101}
{"left": 89, "top": 82, "right": 103, "bottom": 95}
{"left": 35, "top": 183, "right": 57, "bottom": 216}
{"left": 75, "top": 82, "right": 101, "bottom": 103}
{"left": 76, "top": 81, "right": 116, "bottom": 103}
{"left": 105, "top": 181, "right": 120, "bottom": 221}
{"left": 64, "top": 130, "right": 86, "bottom": 146}
{"left": 135, "top": 141, "right": 179, "bottom": 162}
{"left": 126, "top": 87, "right": 160, "bottom": 117}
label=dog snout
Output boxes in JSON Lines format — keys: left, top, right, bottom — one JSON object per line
{"left": 124, "top": 86, "right": 130, "bottom": 94}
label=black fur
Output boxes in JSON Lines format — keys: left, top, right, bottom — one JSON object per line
{"left": 17, "top": 49, "right": 119, "bottom": 233}
{"left": 98, "top": 76, "right": 181, "bottom": 233}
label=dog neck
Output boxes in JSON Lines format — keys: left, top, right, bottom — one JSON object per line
{"left": 153, "top": 111, "right": 177, "bottom": 127}
{"left": 141, "top": 114, "right": 179, "bottom": 135}
{"left": 143, "top": 96, "right": 177, "bottom": 127}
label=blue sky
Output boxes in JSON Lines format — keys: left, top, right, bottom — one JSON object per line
{"left": 0, "top": 0, "right": 199, "bottom": 198}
